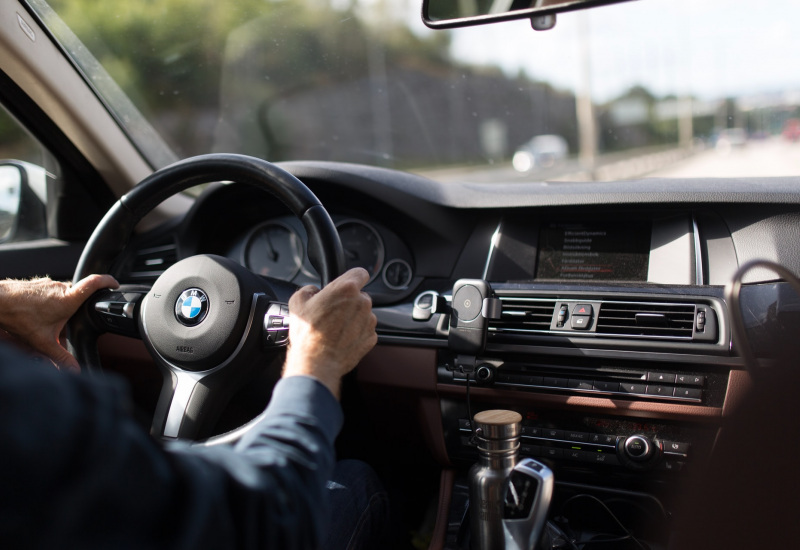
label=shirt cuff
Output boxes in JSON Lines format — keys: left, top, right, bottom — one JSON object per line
{"left": 265, "top": 375, "right": 344, "bottom": 442}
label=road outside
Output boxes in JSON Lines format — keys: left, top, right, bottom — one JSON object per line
{"left": 417, "top": 137, "right": 800, "bottom": 183}
{"left": 649, "top": 138, "right": 800, "bottom": 179}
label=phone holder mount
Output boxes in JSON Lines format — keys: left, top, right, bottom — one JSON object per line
{"left": 447, "top": 279, "right": 502, "bottom": 373}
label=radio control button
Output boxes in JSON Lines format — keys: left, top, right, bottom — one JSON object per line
{"left": 674, "top": 387, "right": 703, "bottom": 400}
{"left": 593, "top": 380, "right": 620, "bottom": 392}
{"left": 676, "top": 374, "right": 706, "bottom": 386}
{"left": 569, "top": 379, "right": 594, "bottom": 390}
{"left": 647, "top": 372, "right": 677, "bottom": 384}
{"left": 543, "top": 377, "right": 569, "bottom": 388}
{"left": 527, "top": 375, "right": 544, "bottom": 386}
{"left": 620, "top": 383, "right": 647, "bottom": 394}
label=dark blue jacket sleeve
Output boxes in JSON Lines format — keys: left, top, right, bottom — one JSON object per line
{"left": 0, "top": 345, "right": 342, "bottom": 550}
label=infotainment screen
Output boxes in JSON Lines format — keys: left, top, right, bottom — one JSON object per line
{"left": 535, "top": 222, "right": 651, "bottom": 281}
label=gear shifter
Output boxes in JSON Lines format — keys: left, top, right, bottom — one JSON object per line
{"left": 468, "top": 410, "right": 554, "bottom": 550}
{"left": 502, "top": 458, "right": 555, "bottom": 550}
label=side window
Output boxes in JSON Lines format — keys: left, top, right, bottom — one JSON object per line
{"left": 0, "top": 103, "right": 54, "bottom": 243}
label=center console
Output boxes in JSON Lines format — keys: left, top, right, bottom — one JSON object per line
{"left": 413, "top": 212, "right": 745, "bottom": 549}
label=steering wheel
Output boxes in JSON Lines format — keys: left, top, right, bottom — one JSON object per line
{"left": 67, "top": 153, "right": 345, "bottom": 443}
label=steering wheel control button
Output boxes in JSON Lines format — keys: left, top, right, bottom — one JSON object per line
{"left": 93, "top": 291, "right": 145, "bottom": 336}
{"left": 264, "top": 303, "right": 290, "bottom": 346}
{"left": 175, "top": 288, "right": 209, "bottom": 326}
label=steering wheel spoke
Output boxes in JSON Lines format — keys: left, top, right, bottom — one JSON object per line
{"left": 148, "top": 290, "right": 287, "bottom": 440}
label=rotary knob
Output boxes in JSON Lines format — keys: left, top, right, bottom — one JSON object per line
{"left": 616, "top": 435, "right": 661, "bottom": 470}
{"left": 623, "top": 435, "right": 652, "bottom": 461}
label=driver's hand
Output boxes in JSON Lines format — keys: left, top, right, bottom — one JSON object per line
{"left": 0, "top": 274, "right": 119, "bottom": 372}
{"left": 284, "top": 268, "right": 377, "bottom": 400}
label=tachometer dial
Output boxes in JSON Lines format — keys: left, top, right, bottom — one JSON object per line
{"left": 336, "top": 220, "right": 384, "bottom": 283}
{"left": 243, "top": 222, "right": 304, "bottom": 280}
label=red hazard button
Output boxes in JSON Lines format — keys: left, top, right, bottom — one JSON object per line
{"left": 572, "top": 304, "right": 593, "bottom": 316}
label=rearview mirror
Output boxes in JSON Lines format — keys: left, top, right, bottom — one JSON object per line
{"left": 422, "top": 0, "right": 635, "bottom": 29}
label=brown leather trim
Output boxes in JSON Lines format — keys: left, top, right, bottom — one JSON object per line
{"left": 721, "top": 369, "right": 753, "bottom": 416}
{"left": 436, "top": 384, "right": 723, "bottom": 422}
{"left": 428, "top": 469, "right": 456, "bottom": 550}
{"left": 357, "top": 344, "right": 438, "bottom": 391}
{"left": 357, "top": 345, "right": 451, "bottom": 464}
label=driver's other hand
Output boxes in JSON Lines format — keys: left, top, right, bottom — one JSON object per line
{"left": 0, "top": 274, "right": 119, "bottom": 373}
{"left": 284, "top": 268, "right": 377, "bottom": 400}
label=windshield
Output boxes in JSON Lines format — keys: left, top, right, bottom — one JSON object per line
{"left": 27, "top": 0, "right": 800, "bottom": 182}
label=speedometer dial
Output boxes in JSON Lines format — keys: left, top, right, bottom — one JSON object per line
{"left": 337, "top": 220, "right": 384, "bottom": 283}
{"left": 243, "top": 222, "right": 304, "bottom": 280}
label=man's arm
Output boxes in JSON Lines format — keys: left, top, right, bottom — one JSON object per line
{"left": 283, "top": 267, "right": 377, "bottom": 399}
{"left": 0, "top": 268, "right": 377, "bottom": 549}
{"left": 0, "top": 274, "right": 118, "bottom": 371}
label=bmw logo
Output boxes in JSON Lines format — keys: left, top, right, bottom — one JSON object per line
{"left": 175, "top": 288, "right": 209, "bottom": 326}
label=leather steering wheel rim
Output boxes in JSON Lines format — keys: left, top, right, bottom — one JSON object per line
{"left": 73, "top": 153, "right": 343, "bottom": 285}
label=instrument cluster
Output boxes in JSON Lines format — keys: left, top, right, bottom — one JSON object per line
{"left": 227, "top": 214, "right": 417, "bottom": 301}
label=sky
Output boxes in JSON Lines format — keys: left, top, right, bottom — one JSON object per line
{"left": 398, "top": 0, "right": 800, "bottom": 103}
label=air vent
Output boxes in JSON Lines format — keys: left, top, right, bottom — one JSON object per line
{"left": 596, "top": 301, "right": 696, "bottom": 339}
{"left": 490, "top": 297, "right": 557, "bottom": 333}
{"left": 129, "top": 243, "right": 178, "bottom": 281}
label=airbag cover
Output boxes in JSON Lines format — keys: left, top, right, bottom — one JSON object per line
{"left": 140, "top": 255, "right": 251, "bottom": 371}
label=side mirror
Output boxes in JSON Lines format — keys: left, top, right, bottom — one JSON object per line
{"left": 0, "top": 164, "right": 22, "bottom": 241}
{"left": 0, "top": 160, "right": 47, "bottom": 243}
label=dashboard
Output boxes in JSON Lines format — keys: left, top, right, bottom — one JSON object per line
{"left": 117, "top": 161, "right": 800, "bottom": 548}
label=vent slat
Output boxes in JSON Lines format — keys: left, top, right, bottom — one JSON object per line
{"left": 491, "top": 298, "right": 557, "bottom": 332}
{"left": 129, "top": 243, "right": 178, "bottom": 281}
{"left": 597, "top": 301, "right": 695, "bottom": 339}
{"left": 489, "top": 297, "right": 699, "bottom": 341}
